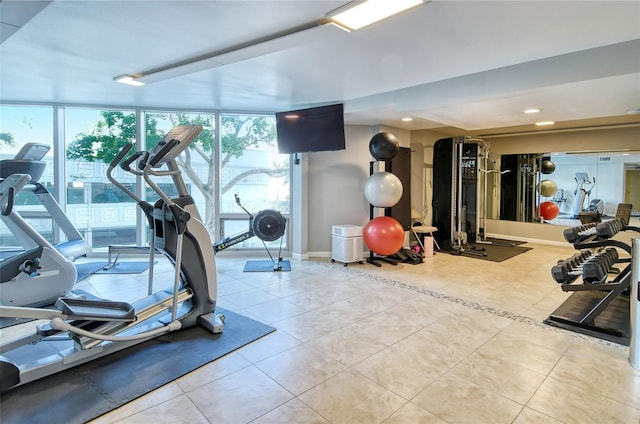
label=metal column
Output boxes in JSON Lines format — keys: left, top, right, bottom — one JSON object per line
{"left": 630, "top": 237, "right": 640, "bottom": 370}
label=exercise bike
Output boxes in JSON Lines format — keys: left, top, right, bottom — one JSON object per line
{"left": 1, "top": 143, "right": 92, "bottom": 307}
{"left": 0, "top": 124, "right": 224, "bottom": 392}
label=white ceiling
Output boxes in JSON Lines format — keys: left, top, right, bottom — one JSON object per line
{"left": 1, "top": 0, "right": 639, "bottom": 135}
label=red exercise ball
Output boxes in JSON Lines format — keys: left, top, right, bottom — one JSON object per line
{"left": 538, "top": 201, "right": 560, "bottom": 220}
{"left": 363, "top": 216, "right": 405, "bottom": 256}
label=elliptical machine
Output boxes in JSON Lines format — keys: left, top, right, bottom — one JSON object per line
{"left": 0, "top": 125, "right": 224, "bottom": 392}
{"left": 572, "top": 172, "right": 604, "bottom": 221}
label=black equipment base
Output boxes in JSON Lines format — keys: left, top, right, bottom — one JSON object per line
{"left": 366, "top": 255, "right": 399, "bottom": 267}
{"left": 0, "top": 308, "right": 275, "bottom": 424}
{"left": 440, "top": 239, "right": 531, "bottom": 262}
{"left": 544, "top": 290, "right": 630, "bottom": 345}
{"left": 243, "top": 259, "right": 291, "bottom": 272}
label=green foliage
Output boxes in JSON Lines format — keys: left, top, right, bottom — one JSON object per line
{"left": 66, "top": 111, "right": 138, "bottom": 162}
{"left": 166, "top": 113, "right": 215, "bottom": 152}
{"left": 63, "top": 110, "right": 283, "bottom": 234}
{"left": 0, "top": 131, "right": 15, "bottom": 146}
{"left": 66, "top": 110, "right": 276, "bottom": 165}
{"left": 65, "top": 111, "right": 166, "bottom": 163}
{"left": 220, "top": 115, "right": 275, "bottom": 160}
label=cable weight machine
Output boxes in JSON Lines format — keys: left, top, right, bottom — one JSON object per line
{"left": 433, "top": 136, "right": 518, "bottom": 256}
{"left": 443, "top": 137, "right": 486, "bottom": 256}
{"left": 476, "top": 141, "right": 513, "bottom": 247}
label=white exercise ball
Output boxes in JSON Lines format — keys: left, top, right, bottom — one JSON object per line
{"left": 364, "top": 172, "right": 403, "bottom": 207}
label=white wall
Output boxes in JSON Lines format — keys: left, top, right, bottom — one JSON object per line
{"left": 484, "top": 126, "right": 639, "bottom": 156}
{"left": 306, "top": 125, "right": 374, "bottom": 255}
{"left": 304, "top": 125, "right": 414, "bottom": 256}
{"left": 299, "top": 124, "right": 639, "bottom": 255}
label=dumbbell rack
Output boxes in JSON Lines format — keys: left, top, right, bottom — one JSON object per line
{"left": 544, "top": 218, "right": 640, "bottom": 345}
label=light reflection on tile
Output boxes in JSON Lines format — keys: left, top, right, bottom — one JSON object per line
{"left": 255, "top": 344, "right": 347, "bottom": 395}
{"left": 33, "top": 242, "right": 637, "bottom": 424}
{"left": 527, "top": 376, "right": 640, "bottom": 423}
{"left": 251, "top": 398, "right": 330, "bottom": 424}
{"left": 384, "top": 402, "right": 448, "bottom": 424}
{"left": 298, "top": 369, "right": 406, "bottom": 424}
{"left": 412, "top": 374, "right": 524, "bottom": 423}
{"left": 187, "top": 366, "right": 292, "bottom": 423}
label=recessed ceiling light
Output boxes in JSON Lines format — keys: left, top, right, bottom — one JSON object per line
{"left": 402, "top": 117, "right": 413, "bottom": 122}
{"left": 535, "top": 121, "right": 555, "bottom": 126}
{"left": 524, "top": 108, "right": 541, "bottom": 114}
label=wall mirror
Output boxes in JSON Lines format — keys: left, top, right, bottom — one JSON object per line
{"left": 487, "top": 150, "right": 640, "bottom": 224}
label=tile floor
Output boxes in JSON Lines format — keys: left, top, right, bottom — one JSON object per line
{"left": 7, "top": 238, "right": 640, "bottom": 423}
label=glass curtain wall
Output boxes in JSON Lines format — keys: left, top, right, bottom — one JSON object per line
{"left": 1, "top": 103, "right": 291, "bottom": 255}
{"left": 64, "top": 108, "right": 138, "bottom": 249}
{"left": 219, "top": 113, "right": 290, "bottom": 250}
{"left": 144, "top": 112, "right": 216, "bottom": 239}
{"left": 0, "top": 105, "right": 55, "bottom": 250}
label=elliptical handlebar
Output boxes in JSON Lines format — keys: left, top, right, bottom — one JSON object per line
{"left": 0, "top": 174, "right": 32, "bottom": 216}
{"left": 108, "top": 143, "right": 133, "bottom": 169}
{"left": 107, "top": 126, "right": 202, "bottom": 208}
{"left": 148, "top": 139, "right": 180, "bottom": 168}
{"left": 121, "top": 151, "right": 147, "bottom": 175}
{"left": 106, "top": 143, "right": 143, "bottom": 204}
{"left": 3, "top": 187, "right": 15, "bottom": 216}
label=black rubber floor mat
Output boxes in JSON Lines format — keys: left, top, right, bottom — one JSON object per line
{"left": 0, "top": 308, "right": 275, "bottom": 424}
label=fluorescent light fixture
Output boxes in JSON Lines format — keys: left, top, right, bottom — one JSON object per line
{"left": 402, "top": 117, "right": 413, "bottom": 122}
{"left": 325, "top": 21, "right": 353, "bottom": 32}
{"left": 535, "top": 121, "right": 555, "bottom": 126}
{"left": 114, "top": 75, "right": 144, "bottom": 86}
{"left": 120, "top": 20, "right": 338, "bottom": 84}
{"left": 328, "top": 0, "right": 426, "bottom": 31}
{"left": 524, "top": 108, "right": 541, "bottom": 114}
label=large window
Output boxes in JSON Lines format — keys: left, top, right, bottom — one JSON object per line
{"left": 144, "top": 112, "right": 215, "bottom": 234}
{"left": 146, "top": 111, "right": 290, "bottom": 250}
{"left": 1, "top": 103, "right": 292, "bottom": 256}
{"left": 0, "top": 105, "right": 55, "bottom": 250}
{"left": 219, "top": 113, "right": 289, "bottom": 249}
{"left": 64, "top": 108, "right": 138, "bottom": 249}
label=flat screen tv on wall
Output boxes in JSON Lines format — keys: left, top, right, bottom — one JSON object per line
{"left": 275, "top": 103, "right": 346, "bottom": 154}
